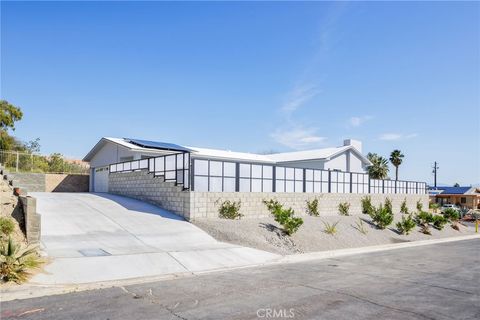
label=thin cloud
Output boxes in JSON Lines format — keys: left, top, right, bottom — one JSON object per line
{"left": 271, "top": 127, "right": 327, "bottom": 150}
{"left": 349, "top": 115, "right": 373, "bottom": 127}
{"left": 281, "top": 84, "right": 320, "bottom": 113}
{"left": 379, "top": 133, "right": 418, "bottom": 141}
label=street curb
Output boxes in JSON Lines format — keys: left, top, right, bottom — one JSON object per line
{"left": 2, "top": 234, "right": 478, "bottom": 302}
{"left": 277, "top": 234, "right": 480, "bottom": 264}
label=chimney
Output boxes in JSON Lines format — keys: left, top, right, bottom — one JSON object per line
{"left": 343, "top": 139, "right": 362, "bottom": 153}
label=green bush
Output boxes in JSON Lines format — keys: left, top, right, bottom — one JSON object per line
{"left": 263, "top": 199, "right": 282, "bottom": 214}
{"left": 443, "top": 208, "right": 460, "bottom": 222}
{"left": 432, "top": 215, "right": 447, "bottom": 230}
{"left": 361, "top": 196, "right": 374, "bottom": 215}
{"left": 385, "top": 197, "right": 393, "bottom": 215}
{"left": 217, "top": 200, "right": 243, "bottom": 219}
{"left": 396, "top": 214, "right": 416, "bottom": 235}
{"left": 370, "top": 205, "right": 394, "bottom": 229}
{"left": 443, "top": 208, "right": 460, "bottom": 231}
{"left": 416, "top": 200, "right": 423, "bottom": 212}
{"left": 415, "top": 211, "right": 434, "bottom": 224}
{"left": 0, "top": 238, "right": 43, "bottom": 284}
{"left": 400, "top": 198, "right": 409, "bottom": 214}
{"left": 338, "top": 202, "right": 350, "bottom": 216}
{"left": 429, "top": 203, "right": 440, "bottom": 213}
{"left": 415, "top": 211, "right": 433, "bottom": 235}
{"left": 323, "top": 221, "right": 339, "bottom": 235}
{"left": 263, "top": 199, "right": 303, "bottom": 236}
{"left": 0, "top": 218, "right": 15, "bottom": 237}
{"left": 306, "top": 198, "right": 319, "bottom": 216}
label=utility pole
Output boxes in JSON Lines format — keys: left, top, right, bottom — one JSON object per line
{"left": 432, "top": 161, "right": 439, "bottom": 189}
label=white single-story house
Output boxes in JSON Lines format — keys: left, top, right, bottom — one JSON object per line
{"left": 83, "top": 137, "right": 371, "bottom": 193}
{"left": 83, "top": 137, "right": 427, "bottom": 220}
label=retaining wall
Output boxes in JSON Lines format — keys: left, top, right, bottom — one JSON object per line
{"left": 108, "top": 169, "right": 429, "bottom": 221}
{"left": 109, "top": 170, "right": 191, "bottom": 219}
{"left": 19, "top": 196, "right": 41, "bottom": 245}
{"left": 191, "top": 192, "right": 428, "bottom": 219}
{"left": 5, "top": 172, "right": 89, "bottom": 193}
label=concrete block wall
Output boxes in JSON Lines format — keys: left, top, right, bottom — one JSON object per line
{"left": 190, "top": 192, "right": 429, "bottom": 219}
{"left": 19, "top": 196, "right": 41, "bottom": 245}
{"left": 107, "top": 169, "right": 428, "bottom": 221}
{"left": 109, "top": 170, "right": 191, "bottom": 219}
{"left": 3, "top": 171, "right": 89, "bottom": 193}
{"left": 45, "top": 174, "right": 89, "bottom": 192}
{"left": 7, "top": 173, "right": 46, "bottom": 192}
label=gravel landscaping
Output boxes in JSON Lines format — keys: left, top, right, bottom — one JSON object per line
{"left": 193, "top": 213, "right": 477, "bottom": 255}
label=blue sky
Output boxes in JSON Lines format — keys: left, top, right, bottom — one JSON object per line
{"left": 1, "top": 1, "right": 479, "bottom": 185}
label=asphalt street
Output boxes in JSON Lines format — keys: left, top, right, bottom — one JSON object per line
{"left": 2, "top": 239, "right": 479, "bottom": 320}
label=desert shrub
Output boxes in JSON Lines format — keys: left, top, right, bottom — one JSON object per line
{"left": 370, "top": 205, "right": 394, "bottom": 229}
{"left": 385, "top": 197, "right": 393, "bottom": 215}
{"left": 415, "top": 211, "right": 434, "bottom": 235}
{"left": 443, "top": 208, "right": 460, "bottom": 221}
{"left": 355, "top": 218, "right": 368, "bottom": 235}
{"left": 396, "top": 215, "right": 416, "bottom": 235}
{"left": 263, "top": 199, "right": 282, "bottom": 214}
{"left": 361, "top": 196, "right": 374, "bottom": 215}
{"left": 400, "top": 198, "right": 409, "bottom": 214}
{"left": 338, "top": 202, "right": 350, "bottom": 216}
{"left": 323, "top": 221, "right": 339, "bottom": 235}
{"left": 429, "top": 203, "right": 440, "bottom": 213}
{"left": 0, "top": 238, "right": 42, "bottom": 284}
{"left": 432, "top": 215, "right": 448, "bottom": 230}
{"left": 443, "top": 208, "right": 460, "bottom": 231}
{"left": 306, "top": 198, "right": 319, "bottom": 216}
{"left": 416, "top": 200, "right": 423, "bottom": 212}
{"left": 263, "top": 199, "right": 303, "bottom": 236}
{"left": 0, "top": 218, "right": 15, "bottom": 237}
{"left": 216, "top": 200, "right": 243, "bottom": 219}
{"left": 415, "top": 211, "right": 434, "bottom": 224}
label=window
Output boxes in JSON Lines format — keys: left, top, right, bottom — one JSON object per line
{"left": 461, "top": 197, "right": 466, "bottom": 204}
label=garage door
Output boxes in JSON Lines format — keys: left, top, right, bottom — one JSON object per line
{"left": 93, "top": 166, "right": 109, "bottom": 192}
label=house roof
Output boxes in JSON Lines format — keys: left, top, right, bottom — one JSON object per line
{"left": 429, "top": 186, "right": 473, "bottom": 195}
{"left": 83, "top": 137, "right": 182, "bottom": 161}
{"left": 186, "top": 146, "right": 274, "bottom": 163}
{"left": 84, "top": 137, "right": 370, "bottom": 165}
{"left": 266, "top": 145, "right": 370, "bottom": 164}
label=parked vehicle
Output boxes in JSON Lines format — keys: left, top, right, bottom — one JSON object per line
{"left": 440, "top": 204, "right": 460, "bottom": 212}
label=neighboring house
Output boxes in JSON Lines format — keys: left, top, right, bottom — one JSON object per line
{"left": 83, "top": 137, "right": 371, "bottom": 193}
{"left": 429, "top": 186, "right": 480, "bottom": 209}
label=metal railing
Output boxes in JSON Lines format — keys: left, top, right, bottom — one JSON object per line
{"left": 109, "top": 152, "right": 190, "bottom": 189}
{"left": 107, "top": 155, "right": 427, "bottom": 195}
{"left": 191, "top": 158, "right": 427, "bottom": 195}
{"left": 0, "top": 150, "right": 90, "bottom": 174}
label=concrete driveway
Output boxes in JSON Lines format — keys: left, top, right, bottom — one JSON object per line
{"left": 30, "top": 193, "right": 279, "bottom": 285}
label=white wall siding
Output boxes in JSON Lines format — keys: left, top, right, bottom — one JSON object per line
{"left": 324, "top": 153, "right": 347, "bottom": 171}
{"left": 348, "top": 151, "right": 366, "bottom": 173}
{"left": 90, "top": 143, "right": 157, "bottom": 168}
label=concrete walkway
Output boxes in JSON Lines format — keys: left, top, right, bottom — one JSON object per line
{"left": 29, "top": 193, "right": 279, "bottom": 285}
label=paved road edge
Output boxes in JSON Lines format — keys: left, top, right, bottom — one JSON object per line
{"left": 2, "top": 233, "right": 479, "bottom": 302}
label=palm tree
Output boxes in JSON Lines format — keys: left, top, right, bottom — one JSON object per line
{"left": 366, "top": 153, "right": 389, "bottom": 179}
{"left": 389, "top": 150, "right": 404, "bottom": 181}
